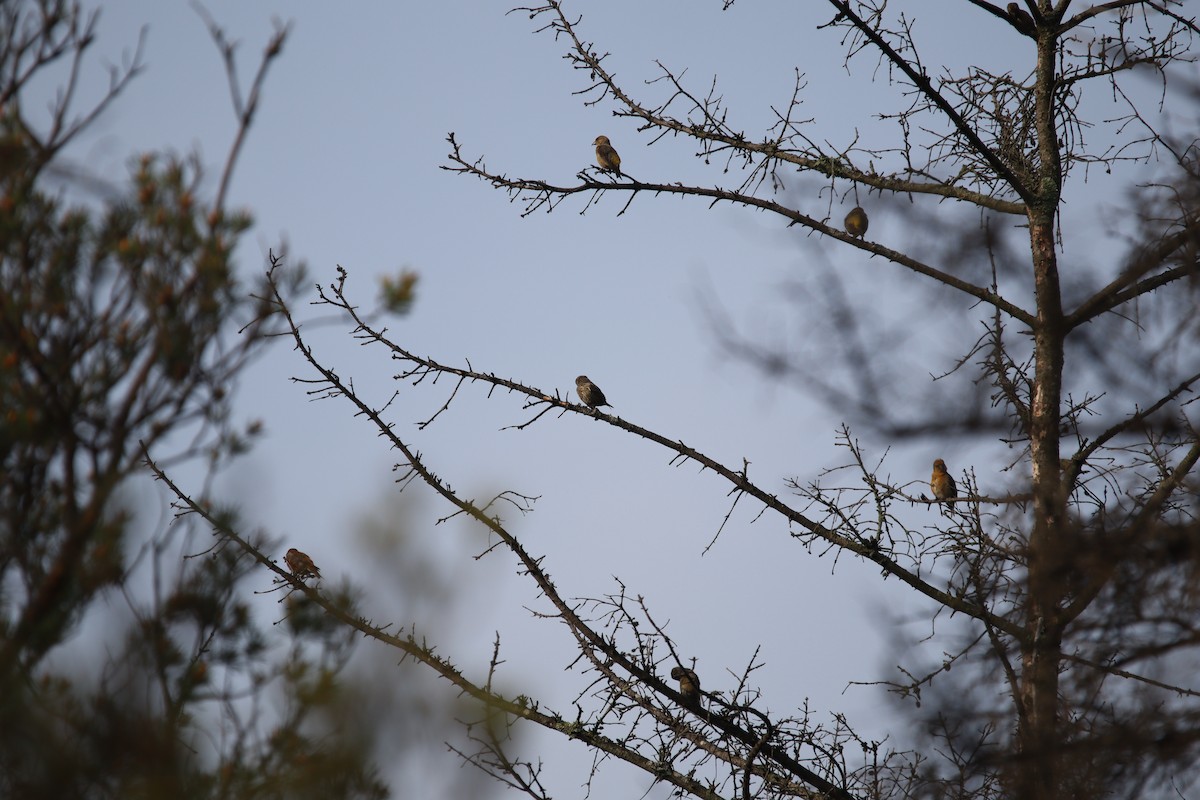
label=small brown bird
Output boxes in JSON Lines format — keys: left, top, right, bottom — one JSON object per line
{"left": 844, "top": 206, "right": 869, "bottom": 239}
{"left": 930, "top": 459, "right": 958, "bottom": 509}
{"left": 575, "top": 375, "right": 611, "bottom": 410}
{"left": 670, "top": 666, "right": 701, "bottom": 706}
{"left": 284, "top": 548, "right": 321, "bottom": 579}
{"left": 1007, "top": 3, "right": 1036, "bottom": 37}
{"left": 593, "top": 135, "right": 622, "bottom": 174}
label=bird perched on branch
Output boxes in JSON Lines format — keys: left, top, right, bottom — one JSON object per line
{"left": 844, "top": 206, "right": 869, "bottom": 239}
{"left": 284, "top": 548, "right": 321, "bottom": 580}
{"left": 670, "top": 666, "right": 701, "bottom": 707}
{"left": 930, "top": 459, "right": 958, "bottom": 510}
{"left": 593, "top": 135, "right": 622, "bottom": 174}
{"left": 575, "top": 375, "right": 611, "bottom": 410}
{"left": 1007, "top": 3, "right": 1036, "bottom": 37}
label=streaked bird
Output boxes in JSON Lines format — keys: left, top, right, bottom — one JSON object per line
{"left": 670, "top": 666, "right": 701, "bottom": 706}
{"left": 844, "top": 206, "right": 869, "bottom": 239}
{"left": 931, "top": 459, "right": 958, "bottom": 509}
{"left": 593, "top": 135, "right": 622, "bottom": 174}
{"left": 284, "top": 548, "right": 321, "bottom": 579}
{"left": 575, "top": 375, "right": 611, "bottom": 410}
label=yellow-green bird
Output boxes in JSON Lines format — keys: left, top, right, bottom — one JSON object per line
{"left": 844, "top": 206, "right": 869, "bottom": 238}
{"left": 593, "top": 135, "right": 622, "bottom": 174}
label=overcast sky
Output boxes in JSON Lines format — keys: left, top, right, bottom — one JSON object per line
{"left": 34, "top": 2, "right": 1172, "bottom": 796}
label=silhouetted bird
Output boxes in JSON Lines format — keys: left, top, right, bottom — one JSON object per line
{"left": 575, "top": 375, "right": 611, "bottom": 410}
{"left": 593, "top": 135, "right": 622, "bottom": 174}
{"left": 284, "top": 548, "right": 321, "bottom": 579}
{"left": 931, "top": 459, "right": 958, "bottom": 509}
{"left": 1007, "top": 3, "right": 1036, "bottom": 37}
{"left": 670, "top": 666, "right": 701, "bottom": 706}
{"left": 844, "top": 206, "right": 869, "bottom": 239}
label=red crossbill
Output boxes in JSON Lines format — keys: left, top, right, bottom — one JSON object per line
{"left": 284, "top": 548, "right": 321, "bottom": 579}
{"left": 593, "top": 135, "right": 622, "bottom": 174}
{"left": 575, "top": 375, "right": 611, "bottom": 410}
{"left": 930, "top": 459, "right": 958, "bottom": 508}
{"left": 1007, "top": 3, "right": 1036, "bottom": 37}
{"left": 844, "top": 206, "right": 869, "bottom": 239}
{"left": 670, "top": 666, "right": 701, "bottom": 706}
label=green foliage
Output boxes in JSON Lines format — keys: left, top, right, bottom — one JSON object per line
{"left": 0, "top": 3, "right": 386, "bottom": 797}
{"left": 378, "top": 268, "right": 419, "bottom": 315}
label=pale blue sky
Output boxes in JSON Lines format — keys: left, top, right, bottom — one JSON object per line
{"left": 37, "top": 1, "right": 1175, "bottom": 795}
